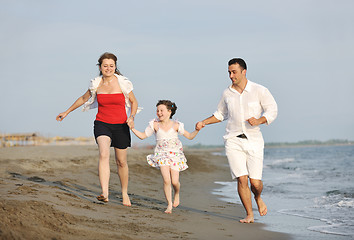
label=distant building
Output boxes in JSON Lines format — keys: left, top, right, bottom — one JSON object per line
{"left": 0, "top": 133, "right": 39, "bottom": 147}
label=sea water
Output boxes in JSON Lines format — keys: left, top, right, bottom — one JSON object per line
{"left": 212, "top": 145, "right": 354, "bottom": 240}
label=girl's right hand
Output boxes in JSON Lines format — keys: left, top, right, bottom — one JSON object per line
{"left": 56, "top": 112, "right": 68, "bottom": 121}
{"left": 195, "top": 121, "right": 205, "bottom": 131}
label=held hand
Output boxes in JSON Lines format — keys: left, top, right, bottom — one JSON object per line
{"left": 195, "top": 121, "right": 205, "bottom": 131}
{"left": 247, "top": 117, "right": 260, "bottom": 126}
{"left": 56, "top": 112, "right": 68, "bottom": 121}
{"left": 127, "top": 117, "right": 135, "bottom": 129}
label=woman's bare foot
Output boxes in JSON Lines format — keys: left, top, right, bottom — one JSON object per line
{"left": 97, "top": 194, "right": 109, "bottom": 203}
{"left": 122, "top": 193, "right": 131, "bottom": 207}
{"left": 255, "top": 197, "right": 267, "bottom": 216}
{"left": 164, "top": 205, "right": 173, "bottom": 214}
{"left": 173, "top": 193, "right": 180, "bottom": 208}
{"left": 240, "top": 215, "right": 254, "bottom": 223}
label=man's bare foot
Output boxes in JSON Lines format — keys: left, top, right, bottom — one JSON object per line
{"left": 240, "top": 215, "right": 254, "bottom": 223}
{"left": 173, "top": 193, "right": 180, "bottom": 208}
{"left": 255, "top": 197, "right": 267, "bottom": 216}
{"left": 122, "top": 193, "right": 131, "bottom": 207}
{"left": 165, "top": 205, "right": 173, "bottom": 214}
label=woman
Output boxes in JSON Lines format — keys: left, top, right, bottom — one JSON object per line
{"left": 56, "top": 52, "right": 138, "bottom": 206}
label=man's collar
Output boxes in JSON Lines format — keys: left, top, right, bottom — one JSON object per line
{"left": 244, "top": 80, "right": 251, "bottom": 92}
{"left": 228, "top": 79, "right": 251, "bottom": 93}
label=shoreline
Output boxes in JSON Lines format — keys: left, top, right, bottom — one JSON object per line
{"left": 0, "top": 145, "right": 291, "bottom": 240}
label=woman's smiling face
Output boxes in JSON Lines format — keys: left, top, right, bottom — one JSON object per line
{"left": 99, "top": 58, "right": 116, "bottom": 78}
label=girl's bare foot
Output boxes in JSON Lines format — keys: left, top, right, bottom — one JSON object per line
{"left": 240, "top": 215, "right": 254, "bottom": 223}
{"left": 165, "top": 204, "right": 173, "bottom": 214}
{"left": 255, "top": 197, "right": 267, "bottom": 216}
{"left": 122, "top": 193, "right": 131, "bottom": 206}
{"left": 173, "top": 193, "right": 180, "bottom": 208}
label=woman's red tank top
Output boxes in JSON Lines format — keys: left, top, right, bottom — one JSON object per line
{"left": 95, "top": 93, "right": 127, "bottom": 124}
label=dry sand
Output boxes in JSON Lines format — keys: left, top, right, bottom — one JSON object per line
{"left": 0, "top": 145, "right": 290, "bottom": 240}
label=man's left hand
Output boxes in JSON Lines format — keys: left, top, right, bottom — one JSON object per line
{"left": 247, "top": 117, "right": 261, "bottom": 126}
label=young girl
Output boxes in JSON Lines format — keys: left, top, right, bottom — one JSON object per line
{"left": 130, "top": 100, "right": 199, "bottom": 213}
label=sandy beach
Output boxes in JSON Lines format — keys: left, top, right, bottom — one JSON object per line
{"left": 0, "top": 145, "right": 290, "bottom": 240}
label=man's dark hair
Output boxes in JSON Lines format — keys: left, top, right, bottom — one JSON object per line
{"left": 228, "top": 58, "right": 247, "bottom": 70}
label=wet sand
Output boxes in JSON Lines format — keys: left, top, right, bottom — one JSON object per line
{"left": 0, "top": 145, "right": 291, "bottom": 240}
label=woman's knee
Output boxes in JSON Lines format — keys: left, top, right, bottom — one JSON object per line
{"left": 98, "top": 146, "right": 111, "bottom": 161}
{"left": 99, "top": 150, "right": 109, "bottom": 159}
{"left": 98, "top": 151, "right": 110, "bottom": 163}
{"left": 114, "top": 149, "right": 128, "bottom": 167}
{"left": 116, "top": 158, "right": 127, "bottom": 168}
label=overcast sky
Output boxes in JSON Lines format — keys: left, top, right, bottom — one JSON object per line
{"left": 1, "top": 0, "right": 353, "bottom": 145}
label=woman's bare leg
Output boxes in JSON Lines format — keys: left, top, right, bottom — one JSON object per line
{"left": 114, "top": 148, "right": 131, "bottom": 206}
{"left": 96, "top": 136, "right": 111, "bottom": 201}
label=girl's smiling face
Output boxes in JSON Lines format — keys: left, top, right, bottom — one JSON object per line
{"left": 156, "top": 104, "right": 172, "bottom": 121}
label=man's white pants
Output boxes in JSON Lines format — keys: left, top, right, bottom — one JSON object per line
{"left": 225, "top": 136, "right": 264, "bottom": 180}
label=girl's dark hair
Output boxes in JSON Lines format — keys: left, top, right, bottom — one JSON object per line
{"left": 228, "top": 58, "right": 247, "bottom": 70}
{"left": 97, "top": 52, "right": 122, "bottom": 75}
{"left": 156, "top": 100, "right": 177, "bottom": 119}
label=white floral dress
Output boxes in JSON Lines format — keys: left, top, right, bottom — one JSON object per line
{"left": 145, "top": 120, "right": 188, "bottom": 172}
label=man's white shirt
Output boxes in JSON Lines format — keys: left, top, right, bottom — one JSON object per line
{"left": 213, "top": 80, "right": 278, "bottom": 142}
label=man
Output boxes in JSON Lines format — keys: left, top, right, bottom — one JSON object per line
{"left": 196, "top": 58, "right": 277, "bottom": 223}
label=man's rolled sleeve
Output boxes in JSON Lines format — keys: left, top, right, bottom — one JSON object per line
{"left": 213, "top": 111, "right": 224, "bottom": 121}
{"left": 213, "top": 94, "right": 228, "bottom": 121}
{"left": 261, "top": 88, "right": 278, "bottom": 125}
